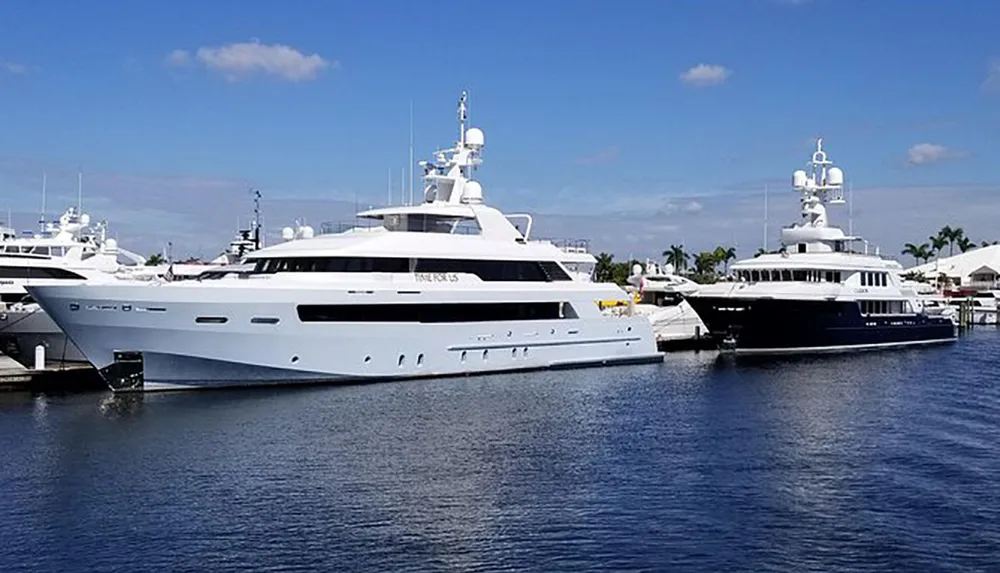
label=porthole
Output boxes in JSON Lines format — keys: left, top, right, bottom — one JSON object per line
{"left": 364, "top": 355, "right": 371, "bottom": 364}
{"left": 291, "top": 355, "right": 299, "bottom": 363}
{"left": 417, "top": 354, "right": 424, "bottom": 366}
{"left": 482, "top": 349, "right": 489, "bottom": 361}
{"left": 398, "top": 355, "right": 405, "bottom": 367}
{"left": 460, "top": 351, "right": 467, "bottom": 363}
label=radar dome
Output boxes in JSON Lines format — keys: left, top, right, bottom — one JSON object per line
{"left": 461, "top": 180, "right": 483, "bottom": 204}
{"left": 104, "top": 238, "right": 118, "bottom": 250}
{"left": 792, "top": 170, "right": 808, "bottom": 188}
{"left": 465, "top": 127, "right": 485, "bottom": 148}
{"left": 632, "top": 263, "right": 643, "bottom": 276}
{"left": 300, "top": 225, "right": 315, "bottom": 239}
{"left": 281, "top": 227, "right": 295, "bottom": 241}
{"left": 826, "top": 167, "right": 844, "bottom": 187}
{"left": 79, "top": 213, "right": 91, "bottom": 226}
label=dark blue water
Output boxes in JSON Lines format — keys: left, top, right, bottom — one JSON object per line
{"left": 1, "top": 332, "right": 998, "bottom": 572}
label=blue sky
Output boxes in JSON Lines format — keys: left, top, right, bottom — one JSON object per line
{"left": 1, "top": 0, "right": 999, "bottom": 261}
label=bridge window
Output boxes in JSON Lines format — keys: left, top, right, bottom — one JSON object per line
{"left": 297, "top": 301, "right": 570, "bottom": 323}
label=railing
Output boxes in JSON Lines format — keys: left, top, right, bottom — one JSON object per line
{"left": 529, "top": 237, "right": 591, "bottom": 254}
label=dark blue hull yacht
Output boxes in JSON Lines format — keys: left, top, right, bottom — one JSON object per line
{"left": 686, "top": 138, "right": 958, "bottom": 355}
{"left": 686, "top": 297, "right": 956, "bottom": 354}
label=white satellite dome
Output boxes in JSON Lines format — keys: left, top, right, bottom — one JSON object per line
{"left": 792, "top": 169, "right": 808, "bottom": 188}
{"left": 299, "top": 225, "right": 315, "bottom": 239}
{"left": 461, "top": 180, "right": 483, "bottom": 204}
{"left": 104, "top": 237, "right": 118, "bottom": 250}
{"left": 281, "top": 227, "right": 295, "bottom": 241}
{"left": 826, "top": 167, "right": 844, "bottom": 187}
{"left": 465, "top": 127, "right": 485, "bottom": 148}
{"left": 632, "top": 263, "right": 643, "bottom": 276}
{"left": 79, "top": 213, "right": 91, "bottom": 226}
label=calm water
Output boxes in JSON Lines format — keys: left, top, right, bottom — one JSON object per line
{"left": 1, "top": 333, "right": 998, "bottom": 572}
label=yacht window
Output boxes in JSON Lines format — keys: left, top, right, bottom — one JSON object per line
{"left": 798, "top": 244, "right": 807, "bottom": 253}
{"left": 30, "top": 246, "right": 50, "bottom": 256}
{"left": 861, "top": 273, "right": 868, "bottom": 286}
{"left": 781, "top": 270, "right": 792, "bottom": 281}
{"left": 0, "top": 267, "right": 87, "bottom": 280}
{"left": 751, "top": 270, "right": 760, "bottom": 282}
{"left": 792, "top": 270, "right": 806, "bottom": 281}
{"left": 297, "top": 301, "right": 568, "bottom": 323}
{"left": 251, "top": 256, "right": 570, "bottom": 282}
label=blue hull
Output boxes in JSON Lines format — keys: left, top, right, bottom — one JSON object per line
{"left": 685, "top": 297, "right": 957, "bottom": 354}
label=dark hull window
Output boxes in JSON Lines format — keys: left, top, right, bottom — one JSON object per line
{"left": 297, "top": 302, "right": 568, "bottom": 323}
{"left": 253, "top": 257, "right": 572, "bottom": 282}
{"left": 0, "top": 266, "right": 86, "bottom": 280}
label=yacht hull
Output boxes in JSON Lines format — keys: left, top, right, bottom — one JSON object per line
{"left": 0, "top": 307, "right": 88, "bottom": 366}
{"left": 686, "top": 297, "right": 957, "bottom": 354}
{"left": 29, "top": 284, "right": 663, "bottom": 392}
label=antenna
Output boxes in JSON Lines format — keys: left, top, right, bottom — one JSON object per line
{"left": 251, "top": 187, "right": 262, "bottom": 250}
{"left": 848, "top": 180, "right": 853, "bottom": 237}
{"left": 400, "top": 167, "right": 405, "bottom": 206}
{"left": 408, "top": 100, "right": 414, "bottom": 206}
{"left": 387, "top": 168, "right": 392, "bottom": 206}
{"left": 763, "top": 183, "right": 769, "bottom": 252}
{"left": 40, "top": 172, "right": 47, "bottom": 233}
{"left": 77, "top": 170, "right": 83, "bottom": 212}
{"left": 458, "top": 90, "right": 468, "bottom": 145}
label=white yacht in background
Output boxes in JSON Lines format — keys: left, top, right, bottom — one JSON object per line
{"left": 0, "top": 207, "right": 145, "bottom": 365}
{"left": 685, "top": 139, "right": 957, "bottom": 354}
{"left": 604, "top": 260, "right": 710, "bottom": 350}
{"left": 28, "top": 92, "right": 662, "bottom": 392}
{"left": 0, "top": 204, "right": 267, "bottom": 367}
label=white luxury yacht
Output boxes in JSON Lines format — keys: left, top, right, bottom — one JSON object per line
{"left": 685, "top": 139, "right": 957, "bottom": 354}
{"left": 28, "top": 92, "right": 662, "bottom": 391}
{"left": 0, "top": 203, "right": 267, "bottom": 368}
{"left": 0, "top": 207, "right": 146, "bottom": 365}
{"left": 604, "top": 260, "right": 711, "bottom": 350}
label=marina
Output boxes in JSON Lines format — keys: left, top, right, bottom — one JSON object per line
{"left": 2, "top": 2, "right": 998, "bottom": 569}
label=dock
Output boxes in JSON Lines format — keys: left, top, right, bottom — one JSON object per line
{"left": 0, "top": 355, "right": 105, "bottom": 393}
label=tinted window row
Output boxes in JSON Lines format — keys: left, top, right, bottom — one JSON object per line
{"left": 860, "top": 300, "right": 908, "bottom": 315}
{"left": 297, "top": 302, "right": 568, "bottom": 323}
{"left": 737, "top": 269, "right": 843, "bottom": 283}
{"left": 860, "top": 272, "right": 888, "bottom": 287}
{"left": 253, "top": 257, "right": 572, "bottom": 281}
{"left": 0, "top": 266, "right": 86, "bottom": 280}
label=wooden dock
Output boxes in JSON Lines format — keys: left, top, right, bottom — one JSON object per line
{"left": 0, "top": 355, "right": 105, "bottom": 393}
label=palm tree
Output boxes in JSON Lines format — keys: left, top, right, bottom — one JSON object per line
{"left": 957, "top": 236, "right": 975, "bottom": 253}
{"left": 662, "top": 244, "right": 689, "bottom": 272}
{"left": 694, "top": 251, "right": 718, "bottom": 275}
{"left": 754, "top": 247, "right": 767, "bottom": 258}
{"left": 594, "top": 252, "right": 615, "bottom": 283}
{"left": 981, "top": 240, "right": 999, "bottom": 248}
{"left": 929, "top": 235, "right": 948, "bottom": 260}
{"left": 719, "top": 247, "right": 737, "bottom": 274}
{"left": 145, "top": 253, "right": 165, "bottom": 266}
{"left": 902, "top": 242, "right": 931, "bottom": 266}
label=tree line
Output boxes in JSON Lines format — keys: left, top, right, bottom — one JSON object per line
{"left": 594, "top": 245, "right": 737, "bottom": 285}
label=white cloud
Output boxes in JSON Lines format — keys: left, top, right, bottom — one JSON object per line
{"left": 983, "top": 59, "right": 1000, "bottom": 93}
{"left": 906, "top": 143, "right": 966, "bottom": 166}
{"left": 682, "top": 200, "right": 704, "bottom": 213}
{"left": 168, "top": 40, "right": 335, "bottom": 82}
{"left": 574, "top": 146, "right": 620, "bottom": 165}
{"left": 164, "top": 49, "right": 191, "bottom": 67}
{"left": 2, "top": 60, "right": 33, "bottom": 74}
{"left": 679, "top": 64, "right": 731, "bottom": 87}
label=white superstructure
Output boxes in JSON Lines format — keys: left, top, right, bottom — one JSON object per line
{"left": 29, "top": 92, "right": 661, "bottom": 391}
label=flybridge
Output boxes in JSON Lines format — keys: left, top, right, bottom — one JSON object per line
{"left": 354, "top": 91, "right": 527, "bottom": 243}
